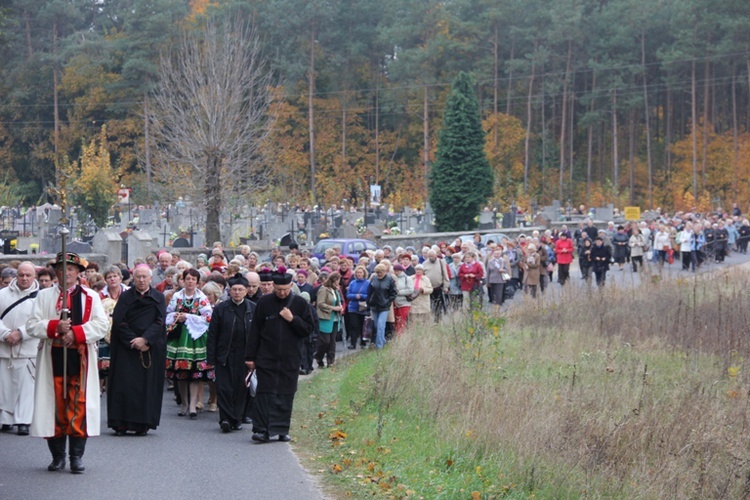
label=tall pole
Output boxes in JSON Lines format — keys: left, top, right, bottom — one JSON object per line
{"left": 49, "top": 174, "right": 71, "bottom": 399}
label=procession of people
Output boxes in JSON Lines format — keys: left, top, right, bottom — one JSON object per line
{"left": 0, "top": 204, "right": 748, "bottom": 474}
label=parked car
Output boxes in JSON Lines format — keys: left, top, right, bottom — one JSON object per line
{"left": 312, "top": 238, "right": 379, "bottom": 261}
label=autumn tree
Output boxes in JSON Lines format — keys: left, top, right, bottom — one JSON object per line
{"left": 149, "top": 16, "right": 273, "bottom": 244}
{"left": 73, "top": 126, "right": 118, "bottom": 226}
{"left": 430, "top": 72, "right": 493, "bottom": 231}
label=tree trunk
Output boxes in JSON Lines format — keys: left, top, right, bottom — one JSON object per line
{"left": 612, "top": 87, "right": 619, "bottom": 196}
{"left": 342, "top": 96, "right": 347, "bottom": 159}
{"left": 375, "top": 88, "right": 380, "bottom": 183}
{"left": 541, "top": 85, "right": 546, "bottom": 198}
{"left": 569, "top": 90, "right": 575, "bottom": 191}
{"left": 423, "top": 86, "right": 429, "bottom": 197}
{"left": 506, "top": 35, "right": 515, "bottom": 115}
{"left": 308, "top": 26, "right": 316, "bottom": 202}
{"left": 701, "top": 53, "right": 709, "bottom": 192}
{"left": 524, "top": 43, "right": 537, "bottom": 191}
{"left": 732, "top": 66, "right": 739, "bottom": 201}
{"left": 24, "top": 11, "right": 33, "bottom": 58}
{"left": 666, "top": 85, "right": 672, "bottom": 184}
{"left": 559, "top": 41, "right": 572, "bottom": 201}
{"left": 586, "top": 71, "right": 596, "bottom": 205}
{"left": 204, "top": 152, "right": 222, "bottom": 245}
{"left": 641, "top": 33, "right": 653, "bottom": 209}
{"left": 52, "top": 21, "right": 59, "bottom": 158}
{"left": 493, "top": 22, "right": 499, "bottom": 150}
{"left": 144, "top": 95, "right": 152, "bottom": 200}
{"left": 691, "top": 61, "right": 698, "bottom": 203}
{"left": 628, "top": 109, "right": 635, "bottom": 205}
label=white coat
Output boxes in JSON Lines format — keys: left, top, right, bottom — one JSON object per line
{"left": 0, "top": 278, "right": 40, "bottom": 359}
{"left": 26, "top": 285, "right": 108, "bottom": 437}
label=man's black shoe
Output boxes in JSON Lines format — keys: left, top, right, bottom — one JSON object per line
{"left": 17, "top": 424, "right": 30, "bottom": 436}
{"left": 231, "top": 423, "right": 243, "bottom": 431}
{"left": 251, "top": 433, "right": 270, "bottom": 443}
{"left": 277, "top": 434, "right": 291, "bottom": 442}
{"left": 220, "top": 421, "right": 231, "bottom": 433}
{"left": 1, "top": 424, "right": 12, "bottom": 432}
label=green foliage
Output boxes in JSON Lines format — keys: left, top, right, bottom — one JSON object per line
{"left": 430, "top": 72, "right": 493, "bottom": 231}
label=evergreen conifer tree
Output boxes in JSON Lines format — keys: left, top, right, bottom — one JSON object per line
{"left": 429, "top": 71, "right": 493, "bottom": 232}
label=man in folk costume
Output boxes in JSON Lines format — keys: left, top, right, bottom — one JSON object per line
{"left": 0, "top": 262, "right": 41, "bottom": 436}
{"left": 245, "top": 266, "right": 314, "bottom": 443}
{"left": 26, "top": 252, "right": 109, "bottom": 474}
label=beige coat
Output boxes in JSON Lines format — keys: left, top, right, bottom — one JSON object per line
{"left": 26, "top": 285, "right": 108, "bottom": 437}
{"left": 408, "top": 274, "right": 433, "bottom": 316}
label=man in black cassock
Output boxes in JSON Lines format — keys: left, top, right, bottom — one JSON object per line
{"left": 245, "top": 266, "right": 314, "bottom": 443}
{"left": 107, "top": 265, "right": 167, "bottom": 435}
{"left": 207, "top": 273, "right": 256, "bottom": 433}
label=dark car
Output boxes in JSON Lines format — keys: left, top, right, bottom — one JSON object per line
{"left": 312, "top": 239, "right": 378, "bottom": 261}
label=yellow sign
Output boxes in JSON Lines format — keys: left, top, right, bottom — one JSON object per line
{"left": 624, "top": 206, "right": 641, "bottom": 221}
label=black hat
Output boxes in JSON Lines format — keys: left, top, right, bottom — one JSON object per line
{"left": 54, "top": 252, "right": 87, "bottom": 272}
{"left": 259, "top": 268, "right": 274, "bottom": 282}
{"left": 228, "top": 273, "right": 249, "bottom": 288}
{"left": 272, "top": 266, "right": 293, "bottom": 285}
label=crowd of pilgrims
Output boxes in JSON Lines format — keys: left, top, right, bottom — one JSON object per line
{"left": 0, "top": 207, "right": 747, "bottom": 436}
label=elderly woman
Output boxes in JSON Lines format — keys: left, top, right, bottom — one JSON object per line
{"left": 486, "top": 248, "right": 509, "bottom": 306}
{"left": 458, "top": 251, "right": 484, "bottom": 311}
{"left": 316, "top": 272, "right": 344, "bottom": 368}
{"left": 392, "top": 264, "right": 414, "bottom": 334}
{"left": 345, "top": 266, "right": 370, "bottom": 349}
{"left": 98, "top": 265, "right": 129, "bottom": 394}
{"left": 408, "top": 264, "right": 433, "bottom": 324}
{"left": 448, "top": 253, "right": 463, "bottom": 310}
{"left": 165, "top": 268, "right": 214, "bottom": 419}
{"left": 521, "top": 243, "right": 541, "bottom": 298}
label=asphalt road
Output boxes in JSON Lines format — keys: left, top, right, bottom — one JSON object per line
{"left": 0, "top": 372, "right": 332, "bottom": 500}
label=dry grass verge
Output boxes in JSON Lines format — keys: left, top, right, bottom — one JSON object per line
{"left": 294, "top": 270, "right": 750, "bottom": 497}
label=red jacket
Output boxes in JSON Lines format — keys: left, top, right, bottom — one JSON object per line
{"left": 458, "top": 261, "right": 484, "bottom": 291}
{"left": 554, "top": 238, "right": 575, "bottom": 265}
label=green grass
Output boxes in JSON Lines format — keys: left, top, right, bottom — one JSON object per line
{"left": 292, "top": 270, "right": 750, "bottom": 498}
{"left": 292, "top": 350, "right": 591, "bottom": 499}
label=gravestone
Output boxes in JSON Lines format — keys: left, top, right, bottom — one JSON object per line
{"left": 67, "top": 240, "right": 93, "bottom": 254}
{"left": 92, "top": 228, "right": 125, "bottom": 265}
{"left": 172, "top": 237, "right": 191, "bottom": 248}
{"left": 595, "top": 204, "right": 615, "bottom": 222}
{"left": 138, "top": 209, "right": 158, "bottom": 228}
{"left": 127, "top": 230, "right": 159, "bottom": 267}
{"left": 478, "top": 211, "right": 494, "bottom": 230}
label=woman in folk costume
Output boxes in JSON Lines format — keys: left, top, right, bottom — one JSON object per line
{"left": 26, "top": 252, "right": 109, "bottom": 474}
{"left": 165, "top": 268, "right": 214, "bottom": 419}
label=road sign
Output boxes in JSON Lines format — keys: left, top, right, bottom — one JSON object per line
{"left": 624, "top": 206, "right": 641, "bottom": 221}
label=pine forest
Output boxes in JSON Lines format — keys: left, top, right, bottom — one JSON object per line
{"left": 1, "top": 0, "right": 750, "bottom": 214}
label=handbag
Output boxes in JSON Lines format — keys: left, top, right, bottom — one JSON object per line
{"left": 362, "top": 317, "right": 373, "bottom": 340}
{"left": 546, "top": 263, "right": 554, "bottom": 273}
{"left": 501, "top": 272, "right": 511, "bottom": 281}
{"left": 358, "top": 301, "right": 368, "bottom": 312}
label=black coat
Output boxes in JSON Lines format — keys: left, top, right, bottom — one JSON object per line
{"left": 207, "top": 298, "right": 256, "bottom": 366}
{"left": 245, "top": 293, "right": 314, "bottom": 395}
{"left": 366, "top": 274, "right": 397, "bottom": 312}
{"left": 107, "top": 286, "right": 167, "bottom": 429}
{"left": 591, "top": 244, "right": 612, "bottom": 272}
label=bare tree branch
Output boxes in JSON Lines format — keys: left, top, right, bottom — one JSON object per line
{"left": 149, "top": 16, "right": 275, "bottom": 243}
